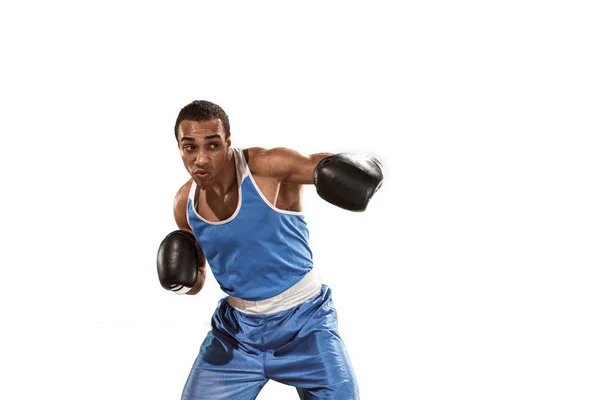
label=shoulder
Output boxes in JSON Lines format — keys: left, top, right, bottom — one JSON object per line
{"left": 175, "top": 179, "right": 193, "bottom": 204}
{"left": 242, "top": 146, "right": 302, "bottom": 174}
{"left": 242, "top": 146, "right": 267, "bottom": 162}
{"left": 173, "top": 178, "right": 193, "bottom": 232}
{"left": 241, "top": 146, "right": 267, "bottom": 174}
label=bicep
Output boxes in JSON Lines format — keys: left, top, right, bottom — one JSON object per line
{"left": 173, "top": 180, "right": 193, "bottom": 232}
{"left": 251, "top": 147, "right": 332, "bottom": 184}
{"left": 173, "top": 180, "right": 207, "bottom": 270}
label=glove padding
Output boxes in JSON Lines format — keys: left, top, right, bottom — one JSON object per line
{"left": 313, "top": 153, "right": 383, "bottom": 212}
{"left": 156, "top": 230, "right": 202, "bottom": 294}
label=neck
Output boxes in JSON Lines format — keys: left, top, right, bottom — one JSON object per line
{"left": 204, "top": 148, "right": 236, "bottom": 197}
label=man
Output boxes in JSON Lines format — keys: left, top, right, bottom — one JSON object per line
{"left": 157, "top": 100, "right": 383, "bottom": 399}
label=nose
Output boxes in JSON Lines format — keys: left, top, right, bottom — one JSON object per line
{"left": 194, "top": 149, "right": 209, "bottom": 168}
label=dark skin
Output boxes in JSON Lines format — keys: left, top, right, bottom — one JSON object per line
{"left": 173, "top": 118, "right": 332, "bottom": 295}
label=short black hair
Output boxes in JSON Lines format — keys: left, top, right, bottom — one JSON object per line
{"left": 174, "top": 100, "right": 230, "bottom": 140}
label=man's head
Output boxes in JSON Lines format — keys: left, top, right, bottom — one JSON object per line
{"left": 175, "top": 100, "right": 232, "bottom": 187}
{"left": 174, "top": 100, "right": 230, "bottom": 141}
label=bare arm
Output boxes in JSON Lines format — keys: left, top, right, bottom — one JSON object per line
{"left": 246, "top": 147, "right": 333, "bottom": 184}
{"left": 173, "top": 179, "right": 194, "bottom": 232}
{"left": 173, "top": 180, "right": 206, "bottom": 295}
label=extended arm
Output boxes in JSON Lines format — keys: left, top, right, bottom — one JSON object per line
{"left": 247, "top": 147, "right": 332, "bottom": 184}
{"left": 248, "top": 147, "right": 384, "bottom": 211}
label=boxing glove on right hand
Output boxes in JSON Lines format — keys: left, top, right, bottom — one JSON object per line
{"left": 157, "top": 230, "right": 203, "bottom": 294}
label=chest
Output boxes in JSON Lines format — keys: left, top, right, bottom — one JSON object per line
{"left": 195, "top": 177, "right": 299, "bottom": 223}
{"left": 196, "top": 186, "right": 240, "bottom": 222}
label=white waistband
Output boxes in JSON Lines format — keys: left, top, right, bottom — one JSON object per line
{"left": 227, "top": 269, "right": 322, "bottom": 315}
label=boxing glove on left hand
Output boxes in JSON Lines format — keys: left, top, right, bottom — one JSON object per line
{"left": 157, "top": 230, "right": 203, "bottom": 294}
{"left": 313, "top": 153, "right": 383, "bottom": 211}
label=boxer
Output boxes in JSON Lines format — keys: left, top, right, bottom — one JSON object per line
{"left": 157, "top": 100, "right": 383, "bottom": 399}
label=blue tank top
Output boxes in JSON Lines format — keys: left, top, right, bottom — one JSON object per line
{"left": 186, "top": 148, "right": 314, "bottom": 301}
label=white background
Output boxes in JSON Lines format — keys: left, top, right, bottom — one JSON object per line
{"left": 1, "top": 1, "right": 599, "bottom": 399}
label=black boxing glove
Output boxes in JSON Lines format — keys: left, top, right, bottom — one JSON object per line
{"left": 313, "top": 153, "right": 383, "bottom": 212}
{"left": 156, "top": 230, "right": 203, "bottom": 294}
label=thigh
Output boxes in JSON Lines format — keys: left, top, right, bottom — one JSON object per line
{"left": 182, "top": 330, "right": 268, "bottom": 400}
{"left": 265, "top": 287, "right": 360, "bottom": 399}
{"left": 182, "top": 299, "right": 269, "bottom": 400}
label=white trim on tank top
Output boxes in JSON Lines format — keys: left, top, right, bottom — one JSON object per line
{"left": 245, "top": 163, "right": 304, "bottom": 216}
{"left": 187, "top": 148, "right": 304, "bottom": 226}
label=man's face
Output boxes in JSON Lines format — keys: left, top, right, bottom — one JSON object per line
{"left": 177, "top": 119, "right": 231, "bottom": 187}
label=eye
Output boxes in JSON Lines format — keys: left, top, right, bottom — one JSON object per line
{"left": 208, "top": 143, "right": 220, "bottom": 149}
{"left": 183, "top": 145, "right": 196, "bottom": 151}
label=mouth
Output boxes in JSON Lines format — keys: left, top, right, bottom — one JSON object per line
{"left": 193, "top": 171, "right": 211, "bottom": 180}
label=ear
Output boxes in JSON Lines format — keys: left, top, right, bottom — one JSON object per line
{"left": 226, "top": 137, "right": 231, "bottom": 148}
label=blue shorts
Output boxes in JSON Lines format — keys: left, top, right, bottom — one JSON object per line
{"left": 181, "top": 285, "right": 359, "bottom": 399}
